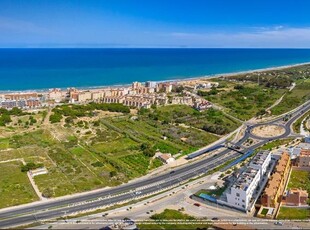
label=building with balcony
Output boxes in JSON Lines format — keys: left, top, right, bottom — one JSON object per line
{"left": 226, "top": 167, "right": 260, "bottom": 210}
{"left": 249, "top": 150, "right": 271, "bottom": 178}
{"left": 260, "top": 152, "right": 291, "bottom": 208}
{"left": 223, "top": 151, "right": 272, "bottom": 211}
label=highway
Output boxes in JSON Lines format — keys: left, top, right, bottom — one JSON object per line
{"left": 0, "top": 100, "right": 309, "bottom": 228}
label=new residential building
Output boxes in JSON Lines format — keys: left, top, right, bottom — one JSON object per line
{"left": 261, "top": 152, "right": 290, "bottom": 208}
{"left": 225, "top": 151, "right": 271, "bottom": 211}
{"left": 226, "top": 167, "right": 260, "bottom": 210}
{"left": 249, "top": 150, "right": 271, "bottom": 178}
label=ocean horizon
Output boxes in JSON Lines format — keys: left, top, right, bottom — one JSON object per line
{"left": 1, "top": 48, "right": 310, "bottom": 91}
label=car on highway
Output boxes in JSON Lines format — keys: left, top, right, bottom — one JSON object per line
{"left": 274, "top": 221, "right": 283, "bottom": 226}
{"left": 170, "top": 170, "right": 175, "bottom": 174}
{"left": 212, "top": 217, "right": 219, "bottom": 221}
{"left": 134, "top": 191, "right": 142, "bottom": 195}
{"left": 193, "top": 203, "right": 201, "bottom": 207}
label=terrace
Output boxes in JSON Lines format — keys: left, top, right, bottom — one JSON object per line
{"left": 232, "top": 167, "right": 259, "bottom": 191}
{"left": 250, "top": 150, "right": 270, "bottom": 167}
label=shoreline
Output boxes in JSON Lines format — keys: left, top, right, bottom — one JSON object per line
{"left": 1, "top": 61, "right": 310, "bottom": 94}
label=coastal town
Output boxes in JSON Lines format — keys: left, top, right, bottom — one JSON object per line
{"left": 0, "top": 63, "right": 309, "bottom": 229}
{"left": 1, "top": 1, "right": 310, "bottom": 229}
{"left": 0, "top": 80, "right": 215, "bottom": 111}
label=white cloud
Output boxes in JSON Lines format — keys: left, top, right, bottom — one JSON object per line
{"left": 0, "top": 17, "right": 53, "bottom": 35}
{"left": 167, "top": 26, "right": 310, "bottom": 48}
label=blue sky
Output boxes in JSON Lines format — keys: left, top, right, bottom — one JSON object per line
{"left": 1, "top": 0, "right": 310, "bottom": 48}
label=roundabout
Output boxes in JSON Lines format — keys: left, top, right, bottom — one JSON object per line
{"left": 249, "top": 124, "right": 287, "bottom": 140}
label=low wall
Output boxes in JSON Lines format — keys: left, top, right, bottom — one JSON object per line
{"left": 292, "top": 166, "right": 310, "bottom": 172}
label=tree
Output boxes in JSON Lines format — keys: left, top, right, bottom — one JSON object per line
{"left": 256, "top": 109, "right": 266, "bottom": 117}
{"left": 42, "top": 188, "right": 54, "bottom": 198}
{"left": 0, "top": 114, "right": 12, "bottom": 126}
{"left": 110, "top": 171, "right": 117, "bottom": 177}
{"left": 49, "top": 113, "right": 62, "bottom": 123}
{"left": 234, "top": 84, "right": 245, "bottom": 90}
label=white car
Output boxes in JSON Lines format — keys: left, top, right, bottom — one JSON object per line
{"left": 274, "top": 221, "right": 283, "bottom": 226}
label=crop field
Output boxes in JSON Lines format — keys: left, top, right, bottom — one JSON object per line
{"left": 0, "top": 161, "right": 39, "bottom": 209}
{"left": 0, "top": 103, "right": 237, "bottom": 207}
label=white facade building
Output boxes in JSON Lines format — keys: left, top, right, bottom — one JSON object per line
{"left": 249, "top": 150, "right": 271, "bottom": 178}
{"left": 226, "top": 167, "right": 260, "bottom": 210}
{"left": 225, "top": 151, "right": 271, "bottom": 211}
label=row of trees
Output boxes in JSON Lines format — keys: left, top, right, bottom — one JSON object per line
{"left": 202, "top": 124, "right": 228, "bottom": 135}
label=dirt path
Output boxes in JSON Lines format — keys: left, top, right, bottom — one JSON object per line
{"left": 43, "top": 108, "right": 52, "bottom": 126}
{"left": 266, "top": 83, "right": 295, "bottom": 112}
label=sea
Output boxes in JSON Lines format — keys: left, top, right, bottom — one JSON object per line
{"left": 1, "top": 48, "right": 310, "bottom": 91}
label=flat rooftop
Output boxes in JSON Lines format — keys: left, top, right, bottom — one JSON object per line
{"left": 250, "top": 150, "right": 270, "bottom": 167}
{"left": 232, "top": 167, "right": 259, "bottom": 191}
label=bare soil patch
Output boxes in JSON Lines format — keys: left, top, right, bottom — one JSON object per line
{"left": 251, "top": 125, "right": 285, "bottom": 138}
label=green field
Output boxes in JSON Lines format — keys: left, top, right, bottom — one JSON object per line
{"left": 103, "top": 111, "right": 220, "bottom": 156}
{"left": 202, "top": 81, "right": 287, "bottom": 120}
{"left": 148, "top": 105, "right": 240, "bottom": 135}
{"left": 0, "top": 161, "right": 39, "bottom": 208}
{"left": 0, "top": 104, "right": 226, "bottom": 202}
{"left": 287, "top": 170, "right": 310, "bottom": 195}
{"left": 278, "top": 207, "right": 310, "bottom": 220}
{"left": 271, "top": 79, "right": 310, "bottom": 115}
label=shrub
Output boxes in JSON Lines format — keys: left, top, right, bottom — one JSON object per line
{"left": 21, "top": 162, "right": 44, "bottom": 172}
{"left": 91, "top": 161, "right": 104, "bottom": 167}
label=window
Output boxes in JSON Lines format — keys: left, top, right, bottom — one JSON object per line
{"left": 242, "top": 199, "right": 245, "bottom": 203}
{"left": 236, "top": 193, "right": 240, "bottom": 197}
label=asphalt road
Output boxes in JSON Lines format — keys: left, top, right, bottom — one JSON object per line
{"left": 0, "top": 100, "right": 309, "bottom": 228}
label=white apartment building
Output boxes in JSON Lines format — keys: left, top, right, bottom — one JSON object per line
{"left": 77, "top": 91, "right": 92, "bottom": 102}
{"left": 171, "top": 96, "right": 193, "bottom": 106}
{"left": 48, "top": 88, "right": 63, "bottom": 102}
{"left": 145, "top": 81, "right": 157, "bottom": 88}
{"left": 226, "top": 167, "right": 260, "bottom": 210}
{"left": 225, "top": 150, "right": 271, "bottom": 211}
{"left": 249, "top": 150, "right": 271, "bottom": 178}
{"left": 91, "top": 91, "right": 104, "bottom": 101}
